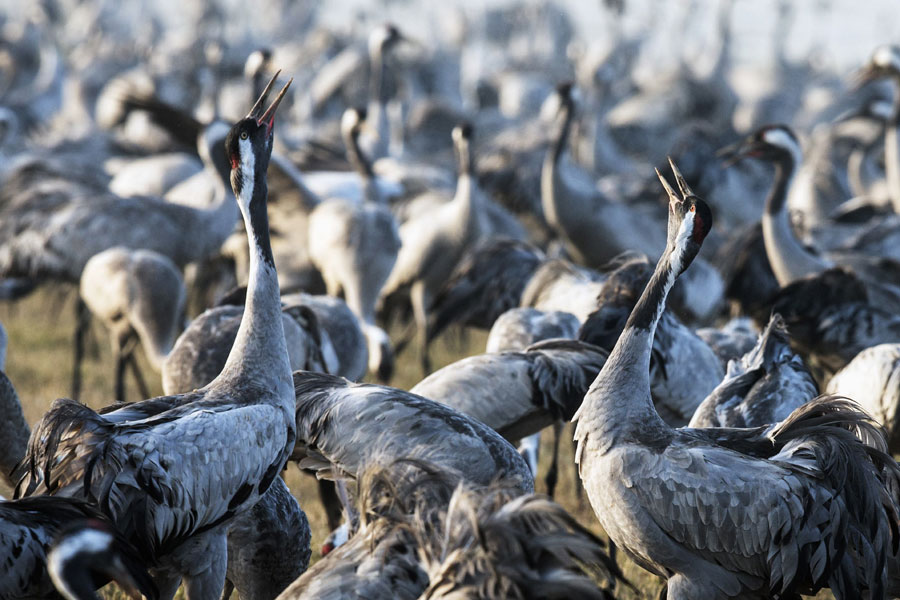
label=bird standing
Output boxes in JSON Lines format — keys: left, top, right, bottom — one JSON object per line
{"left": 16, "top": 74, "right": 297, "bottom": 600}
{"left": 574, "top": 160, "right": 900, "bottom": 599}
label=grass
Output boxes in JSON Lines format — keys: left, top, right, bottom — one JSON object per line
{"left": 1, "top": 285, "right": 832, "bottom": 599}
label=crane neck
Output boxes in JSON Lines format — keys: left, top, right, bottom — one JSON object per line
{"left": 344, "top": 127, "right": 375, "bottom": 181}
{"left": 549, "top": 102, "right": 574, "bottom": 165}
{"left": 48, "top": 556, "right": 102, "bottom": 600}
{"left": 573, "top": 241, "right": 674, "bottom": 456}
{"left": 0, "top": 372, "right": 29, "bottom": 489}
{"left": 369, "top": 49, "right": 388, "bottom": 105}
{"left": 760, "top": 151, "right": 831, "bottom": 286}
{"left": 215, "top": 167, "right": 293, "bottom": 400}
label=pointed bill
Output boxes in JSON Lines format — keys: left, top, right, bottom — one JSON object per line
{"left": 655, "top": 167, "right": 680, "bottom": 203}
{"left": 247, "top": 70, "right": 281, "bottom": 120}
{"left": 247, "top": 70, "right": 293, "bottom": 135}
{"left": 668, "top": 157, "right": 694, "bottom": 198}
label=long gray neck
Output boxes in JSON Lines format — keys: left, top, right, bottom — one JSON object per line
{"left": 541, "top": 102, "right": 583, "bottom": 233}
{"left": 0, "top": 372, "right": 29, "bottom": 489}
{"left": 344, "top": 126, "right": 380, "bottom": 204}
{"left": 215, "top": 176, "right": 292, "bottom": 396}
{"left": 886, "top": 87, "right": 900, "bottom": 213}
{"left": 761, "top": 153, "right": 830, "bottom": 286}
{"left": 574, "top": 245, "right": 674, "bottom": 450}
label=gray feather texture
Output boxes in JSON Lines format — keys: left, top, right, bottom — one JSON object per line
{"left": 827, "top": 343, "right": 900, "bottom": 452}
{"left": 0, "top": 371, "right": 29, "bottom": 489}
{"left": 690, "top": 314, "right": 818, "bottom": 428}
{"left": 411, "top": 339, "right": 606, "bottom": 442}
{"left": 292, "top": 371, "right": 534, "bottom": 493}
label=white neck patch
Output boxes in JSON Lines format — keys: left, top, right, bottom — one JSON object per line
{"left": 48, "top": 529, "right": 113, "bottom": 600}
{"left": 238, "top": 137, "right": 256, "bottom": 210}
{"left": 874, "top": 45, "right": 900, "bottom": 71}
{"left": 762, "top": 128, "right": 802, "bottom": 165}
{"left": 669, "top": 209, "right": 696, "bottom": 275}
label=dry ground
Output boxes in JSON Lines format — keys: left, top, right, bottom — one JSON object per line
{"left": 0, "top": 286, "right": 832, "bottom": 599}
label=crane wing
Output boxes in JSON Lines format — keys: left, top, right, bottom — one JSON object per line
{"left": 621, "top": 437, "right": 890, "bottom": 597}
{"left": 17, "top": 396, "right": 292, "bottom": 559}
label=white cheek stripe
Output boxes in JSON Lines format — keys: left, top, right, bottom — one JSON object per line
{"left": 239, "top": 138, "right": 256, "bottom": 208}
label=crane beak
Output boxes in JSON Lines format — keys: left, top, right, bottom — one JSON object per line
{"left": 716, "top": 138, "right": 757, "bottom": 168}
{"left": 247, "top": 71, "right": 293, "bottom": 137}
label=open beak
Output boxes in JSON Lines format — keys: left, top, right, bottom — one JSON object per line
{"left": 716, "top": 138, "right": 757, "bottom": 168}
{"left": 247, "top": 70, "right": 293, "bottom": 137}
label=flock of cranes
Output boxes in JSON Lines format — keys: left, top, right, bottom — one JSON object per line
{"left": 6, "top": 0, "right": 900, "bottom": 598}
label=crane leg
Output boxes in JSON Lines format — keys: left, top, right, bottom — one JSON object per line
{"left": 410, "top": 281, "right": 431, "bottom": 375}
{"left": 545, "top": 422, "right": 563, "bottom": 499}
{"left": 71, "top": 298, "right": 90, "bottom": 402}
{"left": 114, "top": 347, "right": 128, "bottom": 403}
{"left": 317, "top": 478, "right": 343, "bottom": 531}
{"left": 128, "top": 352, "right": 151, "bottom": 399}
{"left": 219, "top": 579, "right": 234, "bottom": 600}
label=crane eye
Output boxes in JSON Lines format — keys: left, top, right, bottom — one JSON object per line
{"left": 689, "top": 205, "right": 696, "bottom": 213}
{"left": 240, "top": 131, "right": 248, "bottom": 140}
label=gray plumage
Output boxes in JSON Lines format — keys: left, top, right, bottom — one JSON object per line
{"left": 291, "top": 371, "right": 534, "bottom": 493}
{"left": 223, "top": 477, "right": 311, "bottom": 600}
{"left": 90, "top": 392, "right": 310, "bottom": 600}
{"left": 416, "top": 480, "right": 621, "bottom": 600}
{"left": 79, "top": 247, "right": 186, "bottom": 402}
{"left": 827, "top": 343, "right": 900, "bottom": 453}
{"left": 575, "top": 163, "right": 900, "bottom": 599}
{"left": 0, "top": 496, "right": 150, "bottom": 600}
{"left": 14, "top": 77, "right": 298, "bottom": 600}
{"left": 696, "top": 317, "right": 758, "bottom": 368}
{"left": 485, "top": 307, "right": 580, "bottom": 353}
{"left": 308, "top": 108, "right": 400, "bottom": 381}
{"left": 0, "top": 320, "right": 7, "bottom": 370}
{"left": 519, "top": 258, "right": 606, "bottom": 323}
{"left": 541, "top": 83, "right": 665, "bottom": 268}
{"left": 277, "top": 461, "right": 441, "bottom": 600}
{"left": 80, "top": 247, "right": 185, "bottom": 372}
{"left": 578, "top": 256, "right": 723, "bottom": 426}
{"left": 0, "top": 371, "right": 29, "bottom": 491}
{"left": 427, "top": 239, "right": 545, "bottom": 344}
{"left": 162, "top": 302, "right": 332, "bottom": 395}
{"left": 769, "top": 266, "right": 900, "bottom": 375}
{"left": 380, "top": 124, "right": 487, "bottom": 371}
{"left": 282, "top": 293, "right": 368, "bottom": 382}
{"left": 411, "top": 339, "right": 606, "bottom": 442}
{"left": 0, "top": 124, "right": 237, "bottom": 283}
{"left": 280, "top": 459, "right": 620, "bottom": 600}
{"left": 690, "top": 315, "right": 819, "bottom": 428}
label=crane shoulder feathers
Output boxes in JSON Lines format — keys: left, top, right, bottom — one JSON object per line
{"left": 16, "top": 395, "right": 293, "bottom": 558}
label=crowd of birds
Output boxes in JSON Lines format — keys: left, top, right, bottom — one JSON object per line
{"left": 6, "top": 0, "right": 900, "bottom": 598}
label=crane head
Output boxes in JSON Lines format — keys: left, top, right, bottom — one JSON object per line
{"left": 656, "top": 158, "right": 712, "bottom": 276}
{"left": 717, "top": 124, "right": 801, "bottom": 168}
{"left": 852, "top": 45, "right": 900, "bottom": 89}
{"left": 48, "top": 519, "right": 159, "bottom": 600}
{"left": 225, "top": 71, "right": 292, "bottom": 203}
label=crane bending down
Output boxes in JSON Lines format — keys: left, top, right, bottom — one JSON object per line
{"left": 574, "top": 160, "right": 900, "bottom": 599}
{"left": 308, "top": 107, "right": 400, "bottom": 381}
{"left": 76, "top": 247, "right": 186, "bottom": 403}
{"left": 1, "top": 496, "right": 158, "bottom": 600}
{"left": 15, "top": 74, "right": 297, "bottom": 600}
{"left": 277, "top": 459, "right": 620, "bottom": 600}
